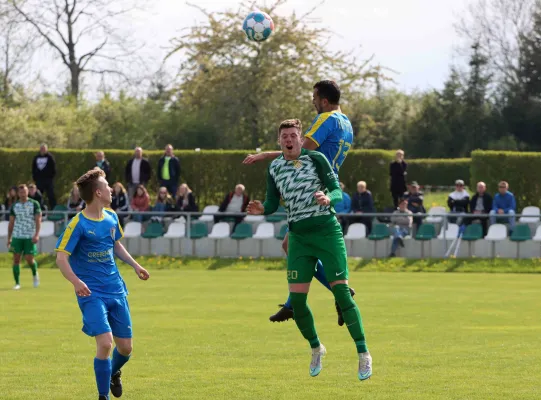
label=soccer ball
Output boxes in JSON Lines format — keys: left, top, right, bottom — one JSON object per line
{"left": 242, "top": 11, "right": 274, "bottom": 42}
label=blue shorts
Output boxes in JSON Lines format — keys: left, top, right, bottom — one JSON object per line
{"left": 77, "top": 296, "right": 132, "bottom": 338}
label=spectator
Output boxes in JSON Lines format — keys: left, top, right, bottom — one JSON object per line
{"left": 490, "top": 181, "right": 516, "bottom": 232}
{"left": 28, "top": 184, "right": 45, "bottom": 210}
{"left": 403, "top": 181, "right": 425, "bottom": 227}
{"left": 94, "top": 151, "right": 111, "bottom": 181}
{"left": 389, "top": 198, "right": 413, "bottom": 257}
{"left": 174, "top": 184, "right": 199, "bottom": 213}
{"left": 67, "top": 184, "right": 85, "bottom": 218}
{"left": 157, "top": 144, "right": 181, "bottom": 198}
{"left": 351, "top": 181, "right": 375, "bottom": 234}
{"left": 111, "top": 182, "right": 129, "bottom": 226}
{"left": 151, "top": 186, "right": 175, "bottom": 222}
{"left": 32, "top": 143, "right": 57, "bottom": 209}
{"left": 215, "top": 184, "right": 250, "bottom": 227}
{"left": 390, "top": 149, "right": 407, "bottom": 207}
{"left": 334, "top": 182, "right": 352, "bottom": 232}
{"left": 447, "top": 180, "right": 470, "bottom": 224}
{"left": 4, "top": 186, "right": 17, "bottom": 221}
{"left": 469, "top": 181, "right": 493, "bottom": 236}
{"left": 130, "top": 184, "right": 151, "bottom": 223}
{"left": 125, "top": 147, "right": 152, "bottom": 200}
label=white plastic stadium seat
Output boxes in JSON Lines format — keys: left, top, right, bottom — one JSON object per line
{"left": 244, "top": 215, "right": 265, "bottom": 223}
{"left": 123, "top": 222, "right": 142, "bottom": 238}
{"left": 164, "top": 222, "right": 185, "bottom": 238}
{"left": 519, "top": 206, "right": 541, "bottom": 224}
{"left": 438, "top": 223, "right": 459, "bottom": 240}
{"left": 344, "top": 223, "right": 367, "bottom": 240}
{"left": 533, "top": 225, "right": 541, "bottom": 241}
{"left": 40, "top": 221, "right": 55, "bottom": 237}
{"left": 485, "top": 224, "right": 507, "bottom": 241}
{"left": 208, "top": 222, "right": 230, "bottom": 238}
{"left": 199, "top": 205, "right": 219, "bottom": 222}
{"left": 253, "top": 223, "right": 274, "bottom": 239}
{"left": 425, "top": 207, "right": 446, "bottom": 224}
{"left": 0, "top": 220, "right": 9, "bottom": 237}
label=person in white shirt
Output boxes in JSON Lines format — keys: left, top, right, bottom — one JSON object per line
{"left": 215, "top": 184, "right": 250, "bottom": 227}
{"left": 125, "top": 147, "right": 152, "bottom": 200}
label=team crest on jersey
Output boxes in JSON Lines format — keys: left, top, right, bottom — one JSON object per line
{"left": 292, "top": 160, "right": 302, "bottom": 169}
{"left": 110, "top": 227, "right": 116, "bottom": 240}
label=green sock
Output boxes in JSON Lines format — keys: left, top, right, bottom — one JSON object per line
{"left": 289, "top": 292, "right": 320, "bottom": 349}
{"left": 332, "top": 284, "right": 368, "bottom": 353}
{"left": 30, "top": 261, "right": 38, "bottom": 277}
{"left": 13, "top": 265, "right": 20, "bottom": 285}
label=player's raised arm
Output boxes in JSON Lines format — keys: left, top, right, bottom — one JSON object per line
{"left": 242, "top": 151, "right": 282, "bottom": 164}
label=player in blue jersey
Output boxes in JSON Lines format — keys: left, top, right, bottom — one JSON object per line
{"left": 243, "top": 80, "right": 355, "bottom": 324}
{"left": 55, "top": 169, "right": 150, "bottom": 400}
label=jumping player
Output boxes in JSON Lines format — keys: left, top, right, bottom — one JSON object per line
{"left": 55, "top": 169, "right": 150, "bottom": 400}
{"left": 243, "top": 80, "right": 354, "bottom": 324}
{"left": 247, "top": 119, "right": 372, "bottom": 380}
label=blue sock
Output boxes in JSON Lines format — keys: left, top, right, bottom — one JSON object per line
{"left": 314, "top": 260, "right": 332, "bottom": 291}
{"left": 284, "top": 293, "right": 292, "bottom": 309}
{"left": 94, "top": 357, "right": 112, "bottom": 397}
{"left": 111, "top": 347, "right": 131, "bottom": 376}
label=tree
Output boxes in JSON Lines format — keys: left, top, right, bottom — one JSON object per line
{"left": 9, "top": 0, "right": 143, "bottom": 101}
{"left": 167, "top": 0, "right": 381, "bottom": 149}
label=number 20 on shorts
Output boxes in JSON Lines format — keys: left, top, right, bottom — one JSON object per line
{"left": 288, "top": 270, "right": 298, "bottom": 280}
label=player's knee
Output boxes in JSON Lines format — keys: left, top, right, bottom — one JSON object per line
{"left": 118, "top": 342, "right": 133, "bottom": 355}
{"left": 97, "top": 336, "right": 114, "bottom": 353}
{"left": 13, "top": 254, "right": 21, "bottom": 264}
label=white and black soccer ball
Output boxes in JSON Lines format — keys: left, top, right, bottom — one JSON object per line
{"left": 242, "top": 11, "right": 275, "bottom": 42}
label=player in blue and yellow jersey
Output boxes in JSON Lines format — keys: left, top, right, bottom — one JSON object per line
{"left": 243, "top": 80, "right": 355, "bottom": 324}
{"left": 55, "top": 169, "right": 150, "bottom": 400}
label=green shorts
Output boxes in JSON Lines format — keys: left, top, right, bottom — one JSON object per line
{"left": 287, "top": 216, "right": 348, "bottom": 284}
{"left": 9, "top": 238, "right": 37, "bottom": 256}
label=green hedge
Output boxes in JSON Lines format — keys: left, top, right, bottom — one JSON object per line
{"left": 0, "top": 149, "right": 394, "bottom": 208}
{"left": 407, "top": 158, "right": 471, "bottom": 188}
{"left": 471, "top": 150, "right": 541, "bottom": 210}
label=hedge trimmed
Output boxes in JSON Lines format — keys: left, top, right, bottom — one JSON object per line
{"left": 471, "top": 150, "right": 541, "bottom": 210}
{"left": 0, "top": 149, "right": 394, "bottom": 208}
{"left": 407, "top": 158, "right": 471, "bottom": 187}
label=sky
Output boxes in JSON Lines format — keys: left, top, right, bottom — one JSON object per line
{"left": 130, "top": 0, "right": 474, "bottom": 92}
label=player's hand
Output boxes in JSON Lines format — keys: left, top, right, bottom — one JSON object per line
{"left": 247, "top": 200, "right": 264, "bottom": 215}
{"left": 32, "top": 235, "right": 39, "bottom": 244}
{"left": 74, "top": 279, "right": 91, "bottom": 297}
{"left": 7, "top": 238, "right": 11, "bottom": 247}
{"left": 314, "top": 191, "right": 330, "bottom": 206}
{"left": 135, "top": 265, "right": 150, "bottom": 280}
{"left": 243, "top": 153, "right": 264, "bottom": 164}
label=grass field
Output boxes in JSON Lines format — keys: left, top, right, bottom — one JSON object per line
{"left": 1, "top": 258, "right": 541, "bottom": 400}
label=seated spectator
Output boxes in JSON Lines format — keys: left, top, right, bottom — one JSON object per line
{"left": 151, "top": 186, "right": 175, "bottom": 222}
{"left": 28, "top": 184, "right": 45, "bottom": 210}
{"left": 67, "top": 184, "right": 85, "bottom": 218}
{"left": 351, "top": 181, "right": 375, "bottom": 234}
{"left": 403, "top": 181, "right": 425, "bottom": 227}
{"left": 111, "top": 182, "right": 129, "bottom": 226}
{"left": 174, "top": 184, "right": 199, "bottom": 213}
{"left": 4, "top": 186, "right": 17, "bottom": 220}
{"left": 215, "top": 184, "right": 250, "bottom": 227}
{"left": 490, "top": 181, "right": 516, "bottom": 232}
{"left": 447, "top": 180, "right": 470, "bottom": 224}
{"left": 334, "top": 182, "right": 352, "bottom": 232}
{"left": 389, "top": 198, "right": 413, "bottom": 257}
{"left": 130, "top": 184, "right": 150, "bottom": 223}
{"left": 469, "top": 181, "right": 493, "bottom": 236}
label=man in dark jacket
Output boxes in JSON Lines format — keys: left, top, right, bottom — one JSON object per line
{"left": 403, "top": 181, "right": 425, "bottom": 227}
{"left": 157, "top": 144, "right": 181, "bottom": 198}
{"left": 390, "top": 149, "right": 407, "bottom": 207}
{"left": 94, "top": 151, "right": 112, "bottom": 182}
{"left": 215, "top": 184, "right": 250, "bottom": 227}
{"left": 351, "top": 180, "right": 375, "bottom": 234}
{"left": 31, "top": 144, "right": 56, "bottom": 209}
{"left": 469, "top": 181, "right": 493, "bottom": 236}
{"left": 125, "top": 147, "right": 152, "bottom": 200}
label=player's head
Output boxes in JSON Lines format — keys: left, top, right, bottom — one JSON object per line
{"left": 313, "top": 80, "right": 340, "bottom": 113}
{"left": 278, "top": 119, "right": 303, "bottom": 159}
{"left": 17, "top": 184, "right": 28, "bottom": 201}
{"left": 76, "top": 169, "right": 111, "bottom": 207}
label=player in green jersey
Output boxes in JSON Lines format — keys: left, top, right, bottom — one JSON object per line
{"left": 8, "top": 184, "right": 42, "bottom": 290}
{"left": 247, "top": 119, "right": 372, "bottom": 380}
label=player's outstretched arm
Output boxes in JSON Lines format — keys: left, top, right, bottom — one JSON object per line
{"left": 114, "top": 241, "right": 150, "bottom": 280}
{"left": 56, "top": 252, "right": 91, "bottom": 297}
{"left": 242, "top": 151, "right": 282, "bottom": 164}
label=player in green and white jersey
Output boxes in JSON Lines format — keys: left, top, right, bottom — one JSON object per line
{"left": 247, "top": 119, "right": 372, "bottom": 380}
{"left": 8, "top": 184, "right": 42, "bottom": 290}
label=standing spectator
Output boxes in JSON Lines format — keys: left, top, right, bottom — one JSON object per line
{"left": 490, "top": 181, "right": 516, "bottom": 232}
{"left": 403, "top": 181, "right": 425, "bottom": 227}
{"left": 215, "top": 184, "right": 250, "bottom": 227}
{"left": 351, "top": 181, "right": 375, "bottom": 234}
{"left": 151, "top": 186, "right": 175, "bottom": 223}
{"left": 32, "top": 144, "right": 57, "bottom": 209}
{"left": 4, "top": 186, "right": 18, "bottom": 221}
{"left": 447, "top": 180, "right": 470, "bottom": 224}
{"left": 66, "top": 184, "right": 85, "bottom": 218}
{"left": 125, "top": 147, "right": 152, "bottom": 200}
{"left": 157, "top": 144, "right": 181, "bottom": 198}
{"left": 111, "top": 182, "right": 129, "bottom": 226}
{"left": 94, "top": 151, "right": 111, "bottom": 181}
{"left": 334, "top": 182, "right": 352, "bottom": 232}
{"left": 389, "top": 198, "right": 413, "bottom": 257}
{"left": 174, "top": 184, "right": 199, "bottom": 213}
{"left": 28, "top": 184, "right": 45, "bottom": 210}
{"left": 469, "top": 181, "right": 493, "bottom": 236}
{"left": 390, "top": 149, "right": 407, "bottom": 207}
{"left": 130, "top": 184, "right": 150, "bottom": 223}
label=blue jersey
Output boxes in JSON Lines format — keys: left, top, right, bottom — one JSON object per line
{"left": 55, "top": 208, "right": 127, "bottom": 298}
{"left": 304, "top": 110, "right": 353, "bottom": 174}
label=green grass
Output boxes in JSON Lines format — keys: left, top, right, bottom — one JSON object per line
{"left": 1, "top": 261, "right": 541, "bottom": 399}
